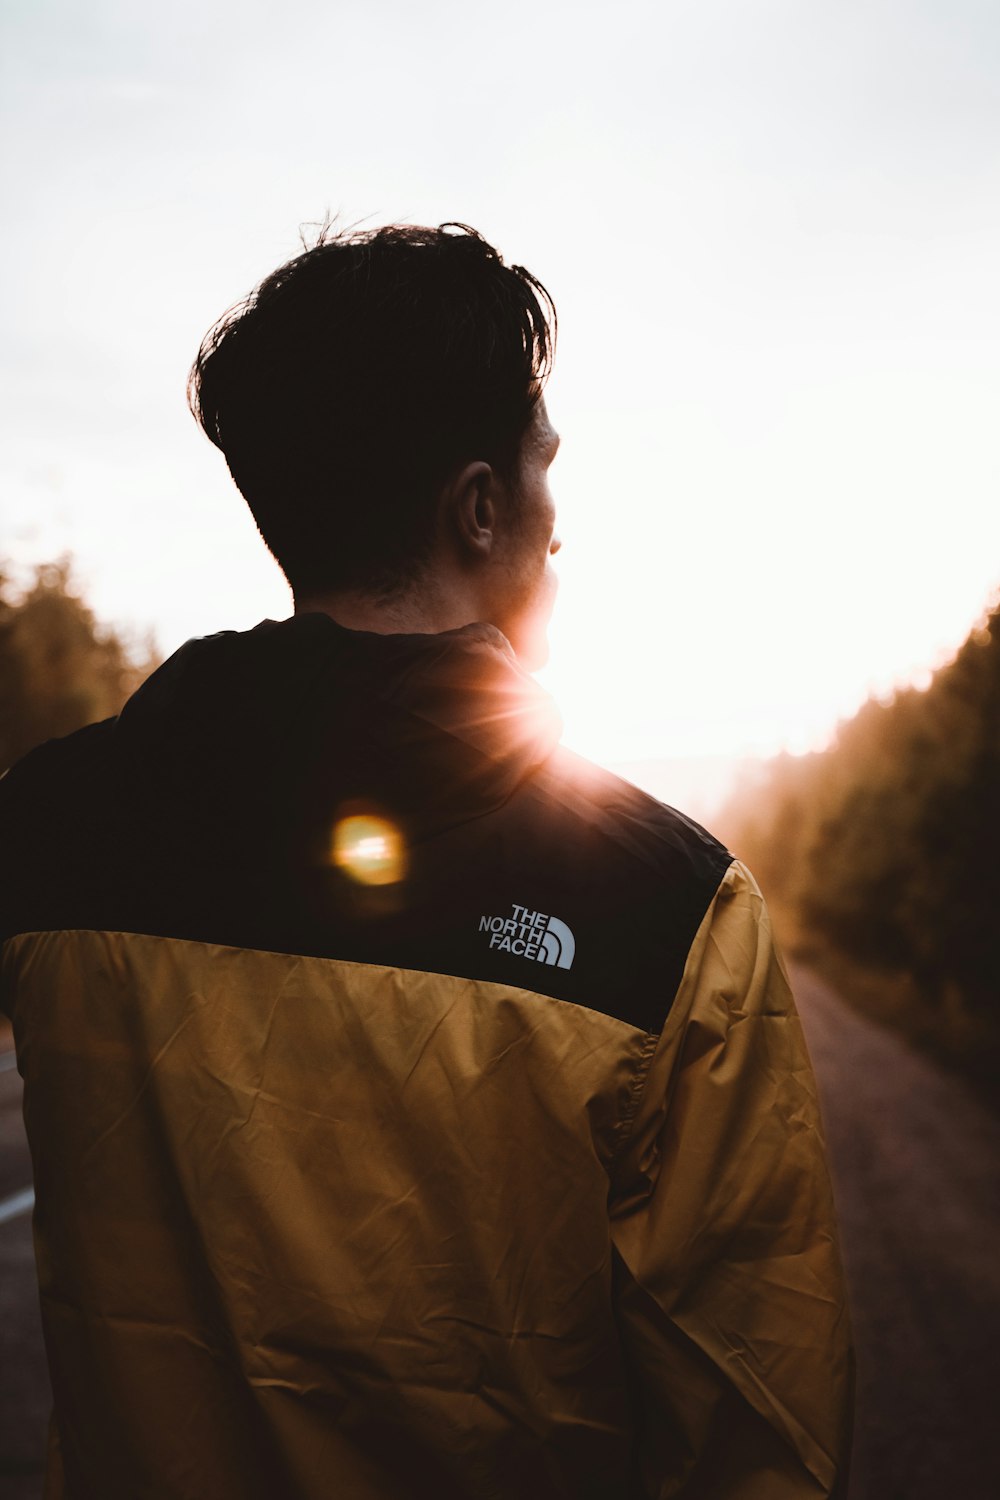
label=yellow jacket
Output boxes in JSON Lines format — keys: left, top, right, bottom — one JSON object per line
{"left": 1, "top": 615, "right": 853, "bottom": 1498}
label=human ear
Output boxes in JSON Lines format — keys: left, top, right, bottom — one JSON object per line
{"left": 448, "top": 461, "right": 496, "bottom": 560}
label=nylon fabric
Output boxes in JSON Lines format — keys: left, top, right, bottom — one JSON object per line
{"left": 610, "top": 860, "right": 854, "bottom": 1498}
{"left": 1, "top": 858, "right": 854, "bottom": 1497}
{"left": 6, "top": 929, "right": 651, "bottom": 1498}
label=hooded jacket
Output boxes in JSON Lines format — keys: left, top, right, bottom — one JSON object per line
{"left": 0, "top": 614, "right": 853, "bottom": 1499}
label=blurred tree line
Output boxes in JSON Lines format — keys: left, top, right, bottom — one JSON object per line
{"left": 717, "top": 594, "right": 1000, "bottom": 1093}
{"left": 0, "top": 558, "right": 159, "bottom": 775}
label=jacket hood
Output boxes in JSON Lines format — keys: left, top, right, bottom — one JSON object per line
{"left": 113, "top": 613, "right": 563, "bottom": 848}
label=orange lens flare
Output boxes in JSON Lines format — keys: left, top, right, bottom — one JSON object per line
{"left": 331, "top": 814, "right": 406, "bottom": 886}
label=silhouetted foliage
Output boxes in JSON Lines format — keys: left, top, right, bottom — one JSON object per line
{"left": 718, "top": 593, "right": 1000, "bottom": 1087}
{"left": 0, "top": 558, "right": 159, "bottom": 774}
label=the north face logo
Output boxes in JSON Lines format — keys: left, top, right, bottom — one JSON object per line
{"left": 479, "top": 904, "right": 576, "bottom": 970}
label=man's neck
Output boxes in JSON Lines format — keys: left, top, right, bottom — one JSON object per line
{"left": 294, "top": 575, "right": 488, "bottom": 640}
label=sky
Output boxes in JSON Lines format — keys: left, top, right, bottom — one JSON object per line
{"left": 2, "top": 0, "right": 999, "bottom": 815}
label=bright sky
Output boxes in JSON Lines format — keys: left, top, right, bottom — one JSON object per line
{"left": 3, "top": 0, "right": 999, "bottom": 812}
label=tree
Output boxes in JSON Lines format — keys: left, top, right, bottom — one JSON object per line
{"left": 0, "top": 558, "right": 159, "bottom": 774}
{"left": 717, "top": 588, "right": 1000, "bottom": 1090}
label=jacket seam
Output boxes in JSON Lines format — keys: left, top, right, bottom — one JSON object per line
{"left": 0, "top": 927, "right": 650, "bottom": 1039}
{"left": 610, "top": 1028, "right": 660, "bottom": 1168}
{"left": 606, "top": 856, "right": 736, "bottom": 1173}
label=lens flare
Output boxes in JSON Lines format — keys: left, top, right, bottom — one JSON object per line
{"left": 331, "top": 814, "right": 406, "bottom": 886}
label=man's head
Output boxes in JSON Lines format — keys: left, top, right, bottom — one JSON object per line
{"left": 189, "top": 221, "right": 560, "bottom": 665}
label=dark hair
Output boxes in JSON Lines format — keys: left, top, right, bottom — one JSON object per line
{"left": 188, "top": 221, "right": 556, "bottom": 597}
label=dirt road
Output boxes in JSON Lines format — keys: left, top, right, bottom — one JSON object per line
{"left": 1, "top": 970, "right": 998, "bottom": 1497}
{"left": 790, "top": 965, "right": 1000, "bottom": 1499}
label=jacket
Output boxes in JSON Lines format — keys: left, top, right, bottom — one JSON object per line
{"left": 0, "top": 613, "right": 854, "bottom": 1499}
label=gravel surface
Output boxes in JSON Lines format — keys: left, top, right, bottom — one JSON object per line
{"left": 1, "top": 969, "right": 998, "bottom": 1497}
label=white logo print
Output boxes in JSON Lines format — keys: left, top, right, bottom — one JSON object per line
{"left": 478, "top": 904, "right": 576, "bottom": 970}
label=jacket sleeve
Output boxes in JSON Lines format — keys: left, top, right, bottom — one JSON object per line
{"left": 609, "top": 858, "right": 854, "bottom": 1499}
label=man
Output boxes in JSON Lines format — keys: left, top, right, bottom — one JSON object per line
{"left": 0, "top": 222, "right": 853, "bottom": 1497}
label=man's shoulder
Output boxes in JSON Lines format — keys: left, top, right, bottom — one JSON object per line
{"left": 1, "top": 717, "right": 118, "bottom": 817}
{"left": 529, "top": 743, "right": 734, "bottom": 898}
{"left": 0, "top": 719, "right": 119, "bottom": 937}
{"left": 433, "top": 743, "right": 735, "bottom": 1032}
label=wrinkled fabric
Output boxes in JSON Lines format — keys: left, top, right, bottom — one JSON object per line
{"left": 4, "top": 860, "right": 852, "bottom": 1499}
{"left": 610, "top": 860, "right": 855, "bottom": 1498}
{"left": 1, "top": 614, "right": 853, "bottom": 1497}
